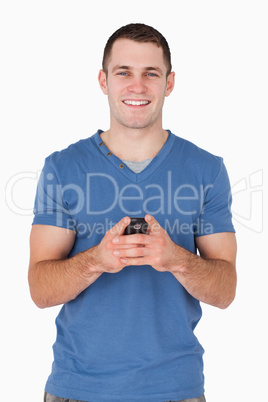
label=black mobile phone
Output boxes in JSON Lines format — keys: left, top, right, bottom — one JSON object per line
{"left": 124, "top": 217, "right": 149, "bottom": 235}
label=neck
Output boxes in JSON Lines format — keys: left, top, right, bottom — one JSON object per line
{"left": 100, "top": 124, "right": 168, "bottom": 162}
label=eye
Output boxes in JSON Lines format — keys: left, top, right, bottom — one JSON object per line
{"left": 147, "top": 73, "right": 158, "bottom": 77}
{"left": 117, "top": 72, "right": 129, "bottom": 76}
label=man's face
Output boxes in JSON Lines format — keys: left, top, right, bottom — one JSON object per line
{"left": 99, "top": 39, "right": 175, "bottom": 131}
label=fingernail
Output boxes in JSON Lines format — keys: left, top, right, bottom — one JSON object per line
{"left": 113, "top": 250, "right": 119, "bottom": 255}
{"left": 113, "top": 237, "right": 119, "bottom": 243}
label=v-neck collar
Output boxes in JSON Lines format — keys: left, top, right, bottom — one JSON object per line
{"left": 93, "top": 129, "right": 175, "bottom": 184}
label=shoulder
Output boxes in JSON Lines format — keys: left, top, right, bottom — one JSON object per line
{"left": 44, "top": 131, "right": 99, "bottom": 172}
{"left": 47, "top": 137, "right": 92, "bottom": 163}
{"left": 173, "top": 133, "right": 222, "bottom": 163}
{"left": 171, "top": 133, "right": 224, "bottom": 178}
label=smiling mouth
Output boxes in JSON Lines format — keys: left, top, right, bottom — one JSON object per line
{"left": 123, "top": 100, "right": 151, "bottom": 106}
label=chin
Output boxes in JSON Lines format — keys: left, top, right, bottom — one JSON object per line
{"left": 121, "top": 119, "right": 155, "bottom": 130}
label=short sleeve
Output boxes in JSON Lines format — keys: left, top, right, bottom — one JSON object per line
{"left": 32, "top": 155, "right": 74, "bottom": 229}
{"left": 195, "top": 159, "right": 235, "bottom": 237}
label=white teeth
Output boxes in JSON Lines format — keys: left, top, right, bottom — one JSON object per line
{"left": 123, "top": 100, "right": 149, "bottom": 106}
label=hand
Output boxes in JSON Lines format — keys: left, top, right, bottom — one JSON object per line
{"left": 112, "top": 215, "right": 179, "bottom": 272}
{"left": 88, "top": 216, "right": 132, "bottom": 274}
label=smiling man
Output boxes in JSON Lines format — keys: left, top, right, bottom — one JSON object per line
{"left": 98, "top": 37, "right": 175, "bottom": 162}
{"left": 29, "top": 23, "right": 237, "bottom": 402}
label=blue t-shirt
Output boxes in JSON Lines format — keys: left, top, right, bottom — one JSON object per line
{"left": 33, "top": 130, "right": 235, "bottom": 401}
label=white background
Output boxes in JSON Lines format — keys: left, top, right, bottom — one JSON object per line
{"left": 1, "top": 1, "right": 267, "bottom": 401}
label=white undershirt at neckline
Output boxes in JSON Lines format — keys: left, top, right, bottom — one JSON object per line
{"left": 121, "top": 158, "right": 153, "bottom": 174}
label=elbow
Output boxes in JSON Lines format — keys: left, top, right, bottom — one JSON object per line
{"left": 33, "top": 298, "right": 49, "bottom": 310}
{"left": 30, "top": 294, "right": 55, "bottom": 309}
{"left": 28, "top": 276, "right": 50, "bottom": 309}
{"left": 28, "top": 266, "right": 51, "bottom": 309}
{"left": 218, "top": 289, "right": 236, "bottom": 310}
{"left": 218, "top": 300, "right": 234, "bottom": 310}
{"left": 33, "top": 301, "right": 47, "bottom": 310}
{"left": 219, "top": 269, "right": 237, "bottom": 310}
{"left": 29, "top": 286, "right": 49, "bottom": 309}
{"left": 28, "top": 279, "right": 63, "bottom": 309}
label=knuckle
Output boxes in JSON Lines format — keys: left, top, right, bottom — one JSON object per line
{"left": 154, "top": 255, "right": 162, "bottom": 265}
{"left": 156, "top": 237, "right": 165, "bottom": 247}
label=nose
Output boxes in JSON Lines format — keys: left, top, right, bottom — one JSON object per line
{"left": 127, "top": 77, "right": 147, "bottom": 94}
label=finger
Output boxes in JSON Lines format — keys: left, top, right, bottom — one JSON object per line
{"left": 115, "top": 244, "right": 141, "bottom": 250}
{"left": 113, "top": 233, "right": 151, "bottom": 246}
{"left": 120, "top": 256, "right": 150, "bottom": 266}
{"left": 108, "top": 217, "right": 131, "bottom": 238}
{"left": 145, "top": 214, "right": 162, "bottom": 235}
{"left": 113, "top": 246, "right": 149, "bottom": 258}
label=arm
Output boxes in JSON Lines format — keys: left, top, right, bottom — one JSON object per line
{"left": 28, "top": 217, "right": 131, "bottom": 308}
{"left": 112, "top": 215, "right": 237, "bottom": 309}
{"left": 170, "top": 232, "right": 237, "bottom": 309}
{"left": 28, "top": 224, "right": 100, "bottom": 308}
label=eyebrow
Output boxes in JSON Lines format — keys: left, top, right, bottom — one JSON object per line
{"left": 111, "top": 65, "right": 164, "bottom": 75}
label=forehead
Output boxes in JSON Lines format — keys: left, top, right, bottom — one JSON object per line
{"left": 107, "top": 39, "right": 166, "bottom": 70}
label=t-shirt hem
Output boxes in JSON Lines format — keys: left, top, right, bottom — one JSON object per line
{"left": 194, "top": 226, "right": 236, "bottom": 237}
{"left": 45, "top": 381, "right": 204, "bottom": 402}
{"left": 32, "top": 216, "right": 72, "bottom": 229}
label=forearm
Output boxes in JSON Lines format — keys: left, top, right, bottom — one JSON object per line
{"left": 170, "top": 247, "right": 237, "bottom": 309}
{"left": 29, "top": 247, "right": 102, "bottom": 309}
{"left": 28, "top": 217, "right": 132, "bottom": 308}
{"left": 109, "top": 216, "right": 237, "bottom": 309}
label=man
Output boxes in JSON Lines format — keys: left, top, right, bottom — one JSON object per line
{"left": 29, "top": 23, "right": 237, "bottom": 402}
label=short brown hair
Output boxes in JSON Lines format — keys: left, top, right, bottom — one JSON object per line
{"left": 102, "top": 23, "right": 172, "bottom": 77}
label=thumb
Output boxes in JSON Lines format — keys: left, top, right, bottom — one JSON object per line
{"left": 145, "top": 214, "right": 162, "bottom": 235}
{"left": 108, "top": 216, "right": 131, "bottom": 238}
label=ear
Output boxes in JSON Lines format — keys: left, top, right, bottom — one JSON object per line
{"left": 165, "top": 71, "right": 175, "bottom": 97}
{"left": 98, "top": 69, "right": 108, "bottom": 95}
